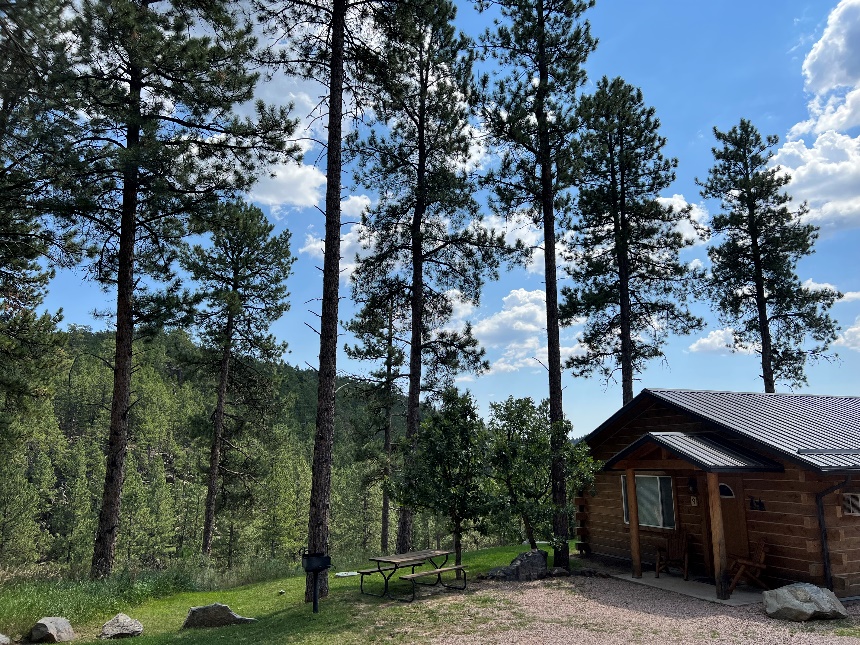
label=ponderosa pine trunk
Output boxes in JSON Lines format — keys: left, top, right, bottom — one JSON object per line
{"left": 747, "top": 202, "right": 776, "bottom": 393}
{"left": 90, "top": 65, "right": 141, "bottom": 580}
{"left": 536, "top": 2, "right": 569, "bottom": 572}
{"left": 201, "top": 310, "right": 234, "bottom": 555}
{"left": 306, "top": 0, "right": 345, "bottom": 602}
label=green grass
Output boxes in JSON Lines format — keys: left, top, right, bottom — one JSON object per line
{"left": 0, "top": 544, "right": 549, "bottom": 643}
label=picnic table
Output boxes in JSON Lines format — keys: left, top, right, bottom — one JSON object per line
{"left": 359, "top": 549, "right": 467, "bottom": 601}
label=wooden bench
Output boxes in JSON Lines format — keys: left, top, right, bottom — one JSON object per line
{"left": 399, "top": 565, "right": 467, "bottom": 602}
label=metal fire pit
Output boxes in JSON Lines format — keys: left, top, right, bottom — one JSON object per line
{"left": 301, "top": 551, "right": 332, "bottom": 613}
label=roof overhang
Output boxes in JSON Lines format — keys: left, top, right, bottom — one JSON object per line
{"left": 604, "top": 431, "right": 784, "bottom": 473}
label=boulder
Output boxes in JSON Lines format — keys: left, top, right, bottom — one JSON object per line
{"left": 28, "top": 617, "right": 76, "bottom": 643}
{"left": 485, "top": 550, "right": 548, "bottom": 582}
{"left": 181, "top": 603, "right": 256, "bottom": 629}
{"left": 99, "top": 613, "right": 143, "bottom": 639}
{"left": 763, "top": 583, "right": 849, "bottom": 622}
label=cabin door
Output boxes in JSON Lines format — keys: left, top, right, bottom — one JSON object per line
{"left": 719, "top": 476, "right": 749, "bottom": 559}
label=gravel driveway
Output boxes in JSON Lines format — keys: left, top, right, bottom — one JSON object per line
{"left": 431, "top": 575, "right": 860, "bottom": 644}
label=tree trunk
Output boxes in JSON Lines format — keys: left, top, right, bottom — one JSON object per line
{"left": 747, "top": 203, "right": 775, "bottom": 392}
{"left": 536, "top": 2, "right": 569, "bottom": 572}
{"left": 615, "top": 148, "right": 634, "bottom": 405}
{"left": 90, "top": 64, "right": 142, "bottom": 580}
{"left": 201, "top": 309, "right": 234, "bottom": 555}
{"left": 306, "top": 0, "right": 345, "bottom": 602}
{"left": 381, "top": 300, "right": 395, "bottom": 554}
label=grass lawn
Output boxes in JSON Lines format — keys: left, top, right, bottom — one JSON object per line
{"left": 1, "top": 544, "right": 548, "bottom": 644}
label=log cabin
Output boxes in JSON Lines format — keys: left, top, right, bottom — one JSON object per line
{"left": 576, "top": 389, "right": 860, "bottom": 599}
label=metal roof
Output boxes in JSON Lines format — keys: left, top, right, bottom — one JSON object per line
{"left": 604, "top": 431, "right": 784, "bottom": 472}
{"left": 642, "top": 389, "right": 860, "bottom": 472}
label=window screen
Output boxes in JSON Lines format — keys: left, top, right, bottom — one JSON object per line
{"left": 621, "top": 475, "right": 676, "bottom": 529}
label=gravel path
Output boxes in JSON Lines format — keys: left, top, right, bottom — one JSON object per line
{"left": 431, "top": 576, "right": 860, "bottom": 645}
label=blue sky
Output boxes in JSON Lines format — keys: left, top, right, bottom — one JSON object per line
{"left": 45, "top": 0, "right": 860, "bottom": 437}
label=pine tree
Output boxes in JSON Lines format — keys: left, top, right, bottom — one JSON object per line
{"left": 698, "top": 119, "right": 840, "bottom": 392}
{"left": 561, "top": 77, "right": 703, "bottom": 404}
{"left": 68, "top": 0, "right": 297, "bottom": 578}
{"left": 351, "top": 0, "right": 511, "bottom": 553}
{"left": 480, "top": 0, "right": 596, "bottom": 570}
{"left": 180, "top": 200, "right": 294, "bottom": 556}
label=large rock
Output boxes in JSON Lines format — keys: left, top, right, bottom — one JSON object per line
{"left": 181, "top": 603, "right": 256, "bottom": 629}
{"left": 28, "top": 617, "right": 76, "bottom": 643}
{"left": 486, "top": 550, "right": 548, "bottom": 582}
{"left": 99, "top": 613, "right": 143, "bottom": 639}
{"left": 763, "top": 583, "right": 849, "bottom": 622}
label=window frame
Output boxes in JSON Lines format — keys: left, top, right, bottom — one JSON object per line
{"left": 621, "top": 474, "right": 677, "bottom": 529}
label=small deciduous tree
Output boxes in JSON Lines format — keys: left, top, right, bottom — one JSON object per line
{"left": 399, "top": 388, "right": 487, "bottom": 567}
{"left": 698, "top": 119, "right": 840, "bottom": 392}
{"left": 561, "top": 77, "right": 703, "bottom": 404}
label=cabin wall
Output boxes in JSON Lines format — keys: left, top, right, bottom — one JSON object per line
{"left": 581, "top": 399, "right": 860, "bottom": 596}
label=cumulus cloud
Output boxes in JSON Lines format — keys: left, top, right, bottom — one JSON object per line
{"left": 688, "top": 328, "right": 734, "bottom": 354}
{"left": 835, "top": 315, "right": 860, "bottom": 350}
{"left": 471, "top": 289, "right": 585, "bottom": 373}
{"left": 656, "top": 194, "right": 709, "bottom": 245}
{"left": 250, "top": 162, "right": 327, "bottom": 216}
{"left": 841, "top": 291, "right": 860, "bottom": 301}
{"left": 777, "top": 0, "right": 860, "bottom": 230}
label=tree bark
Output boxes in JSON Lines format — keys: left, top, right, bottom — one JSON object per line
{"left": 90, "top": 61, "right": 141, "bottom": 580}
{"left": 201, "top": 309, "right": 234, "bottom": 555}
{"left": 306, "top": 0, "right": 345, "bottom": 602}
{"left": 747, "top": 202, "right": 775, "bottom": 392}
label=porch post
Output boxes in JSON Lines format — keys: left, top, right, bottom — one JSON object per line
{"left": 706, "top": 471, "right": 729, "bottom": 599}
{"left": 625, "top": 468, "right": 642, "bottom": 578}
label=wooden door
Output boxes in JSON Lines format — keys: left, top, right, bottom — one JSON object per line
{"left": 719, "top": 476, "right": 749, "bottom": 559}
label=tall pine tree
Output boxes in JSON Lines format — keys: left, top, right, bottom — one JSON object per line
{"left": 698, "top": 119, "right": 840, "bottom": 392}
{"left": 69, "top": 0, "right": 297, "bottom": 578}
{"left": 180, "top": 200, "right": 294, "bottom": 556}
{"left": 351, "top": 0, "right": 509, "bottom": 553}
{"left": 480, "top": 0, "right": 596, "bottom": 569}
{"left": 561, "top": 77, "right": 703, "bottom": 404}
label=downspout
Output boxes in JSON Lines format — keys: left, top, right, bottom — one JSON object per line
{"left": 816, "top": 474, "right": 852, "bottom": 591}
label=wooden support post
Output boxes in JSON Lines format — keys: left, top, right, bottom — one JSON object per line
{"left": 707, "top": 472, "right": 729, "bottom": 599}
{"left": 626, "top": 469, "right": 642, "bottom": 578}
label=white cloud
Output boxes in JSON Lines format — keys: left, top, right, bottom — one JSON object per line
{"left": 777, "top": 1, "right": 860, "bottom": 230}
{"left": 835, "top": 315, "right": 860, "bottom": 350}
{"left": 341, "top": 194, "right": 371, "bottom": 219}
{"left": 801, "top": 0, "right": 860, "bottom": 95}
{"left": 250, "top": 162, "right": 326, "bottom": 216}
{"left": 471, "top": 288, "right": 586, "bottom": 374}
{"left": 803, "top": 278, "right": 839, "bottom": 292}
{"left": 298, "top": 218, "right": 370, "bottom": 283}
{"left": 841, "top": 291, "right": 860, "bottom": 301}
{"left": 688, "top": 328, "right": 734, "bottom": 354}
{"left": 775, "top": 131, "right": 860, "bottom": 230}
{"left": 656, "top": 194, "right": 709, "bottom": 245}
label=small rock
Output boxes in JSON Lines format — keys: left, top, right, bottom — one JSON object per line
{"left": 0, "top": 633, "right": 10, "bottom": 645}
{"left": 763, "top": 583, "right": 849, "bottom": 622}
{"left": 181, "top": 603, "right": 256, "bottom": 629}
{"left": 548, "top": 567, "right": 571, "bottom": 577}
{"left": 99, "top": 613, "right": 143, "bottom": 639}
{"left": 278, "top": 589, "right": 285, "bottom": 595}
{"left": 29, "top": 617, "right": 76, "bottom": 643}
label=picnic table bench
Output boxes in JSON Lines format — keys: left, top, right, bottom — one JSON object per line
{"left": 359, "top": 549, "right": 467, "bottom": 602}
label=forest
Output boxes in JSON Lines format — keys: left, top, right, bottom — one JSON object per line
{"left": 0, "top": 0, "right": 843, "bottom": 592}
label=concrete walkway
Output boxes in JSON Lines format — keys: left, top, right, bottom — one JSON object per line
{"left": 612, "top": 571, "right": 763, "bottom": 606}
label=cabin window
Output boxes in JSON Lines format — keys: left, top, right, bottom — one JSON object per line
{"left": 719, "top": 483, "right": 735, "bottom": 498}
{"left": 621, "top": 475, "right": 676, "bottom": 529}
{"left": 843, "top": 493, "right": 860, "bottom": 516}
